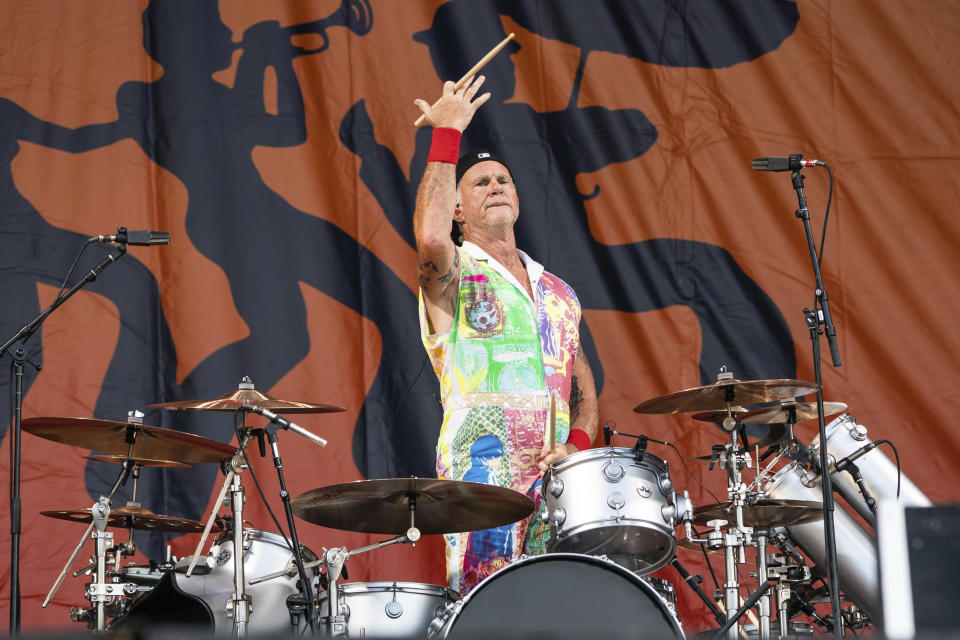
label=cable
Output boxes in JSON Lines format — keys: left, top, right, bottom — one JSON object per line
{"left": 875, "top": 439, "right": 901, "bottom": 497}
{"left": 54, "top": 237, "right": 98, "bottom": 303}
{"left": 816, "top": 163, "right": 835, "bottom": 267}
{"left": 660, "top": 440, "right": 722, "bottom": 505}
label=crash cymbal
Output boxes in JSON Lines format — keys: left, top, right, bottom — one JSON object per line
{"left": 41, "top": 506, "right": 219, "bottom": 533}
{"left": 735, "top": 402, "right": 848, "bottom": 424}
{"left": 635, "top": 378, "right": 819, "bottom": 414}
{"left": 85, "top": 454, "right": 190, "bottom": 469}
{"left": 291, "top": 478, "right": 535, "bottom": 535}
{"left": 147, "top": 376, "right": 345, "bottom": 414}
{"left": 22, "top": 417, "right": 235, "bottom": 464}
{"left": 693, "top": 499, "right": 824, "bottom": 527}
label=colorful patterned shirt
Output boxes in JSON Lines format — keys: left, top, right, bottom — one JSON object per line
{"left": 418, "top": 241, "right": 581, "bottom": 594}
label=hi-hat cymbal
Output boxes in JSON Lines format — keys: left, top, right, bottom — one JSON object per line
{"left": 22, "top": 417, "right": 235, "bottom": 464}
{"left": 147, "top": 376, "right": 345, "bottom": 414}
{"left": 291, "top": 478, "right": 535, "bottom": 535}
{"left": 635, "top": 378, "right": 819, "bottom": 414}
{"left": 734, "top": 402, "right": 848, "bottom": 424}
{"left": 691, "top": 408, "right": 749, "bottom": 422}
{"left": 41, "top": 506, "right": 218, "bottom": 533}
{"left": 693, "top": 499, "right": 824, "bottom": 527}
{"left": 85, "top": 454, "right": 190, "bottom": 469}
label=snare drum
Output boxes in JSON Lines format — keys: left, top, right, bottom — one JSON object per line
{"left": 318, "top": 582, "right": 458, "bottom": 639}
{"left": 543, "top": 447, "right": 677, "bottom": 573}
{"left": 429, "top": 553, "right": 683, "bottom": 638}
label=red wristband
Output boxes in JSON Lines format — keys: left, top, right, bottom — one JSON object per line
{"left": 566, "top": 428, "right": 592, "bottom": 452}
{"left": 428, "top": 127, "right": 461, "bottom": 164}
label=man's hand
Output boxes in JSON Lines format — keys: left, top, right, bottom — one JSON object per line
{"left": 413, "top": 75, "right": 491, "bottom": 132}
{"left": 537, "top": 442, "right": 579, "bottom": 473}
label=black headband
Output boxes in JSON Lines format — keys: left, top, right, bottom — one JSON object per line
{"left": 456, "top": 148, "right": 512, "bottom": 185}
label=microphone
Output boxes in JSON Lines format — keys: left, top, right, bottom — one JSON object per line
{"left": 809, "top": 440, "right": 880, "bottom": 484}
{"left": 239, "top": 404, "right": 328, "bottom": 448}
{"left": 603, "top": 422, "right": 612, "bottom": 445}
{"left": 751, "top": 154, "right": 825, "bottom": 172}
{"left": 92, "top": 227, "right": 171, "bottom": 246}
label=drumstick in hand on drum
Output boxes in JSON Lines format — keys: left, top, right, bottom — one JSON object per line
{"left": 413, "top": 32, "right": 516, "bottom": 127}
{"left": 547, "top": 390, "right": 557, "bottom": 454}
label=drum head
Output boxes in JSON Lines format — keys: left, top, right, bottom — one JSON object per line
{"left": 445, "top": 554, "right": 682, "bottom": 638}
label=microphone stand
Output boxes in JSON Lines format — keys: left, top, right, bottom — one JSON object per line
{"left": 791, "top": 164, "right": 844, "bottom": 638}
{"left": 0, "top": 240, "right": 127, "bottom": 634}
{"left": 259, "top": 422, "right": 318, "bottom": 633}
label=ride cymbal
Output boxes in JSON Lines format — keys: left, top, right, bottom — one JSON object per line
{"left": 22, "top": 417, "right": 234, "bottom": 464}
{"left": 291, "top": 478, "right": 534, "bottom": 535}
{"left": 147, "top": 376, "right": 345, "bottom": 414}
{"left": 41, "top": 506, "right": 219, "bottom": 533}
{"left": 635, "top": 378, "right": 819, "bottom": 415}
{"left": 85, "top": 454, "right": 190, "bottom": 469}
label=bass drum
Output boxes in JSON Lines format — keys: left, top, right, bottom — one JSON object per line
{"left": 108, "top": 571, "right": 213, "bottom": 632}
{"left": 429, "top": 554, "right": 683, "bottom": 639}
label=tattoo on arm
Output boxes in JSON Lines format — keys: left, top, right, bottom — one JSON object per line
{"left": 418, "top": 251, "right": 460, "bottom": 287}
{"left": 570, "top": 375, "right": 584, "bottom": 423}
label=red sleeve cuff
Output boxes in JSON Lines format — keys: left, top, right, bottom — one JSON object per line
{"left": 566, "top": 428, "right": 592, "bottom": 452}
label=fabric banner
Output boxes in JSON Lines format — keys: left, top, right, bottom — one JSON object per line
{"left": 0, "top": 0, "right": 957, "bottom": 632}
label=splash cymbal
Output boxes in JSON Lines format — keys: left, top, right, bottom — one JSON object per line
{"left": 735, "top": 402, "right": 848, "bottom": 424}
{"left": 693, "top": 499, "right": 824, "bottom": 527}
{"left": 147, "top": 376, "right": 345, "bottom": 414}
{"left": 41, "top": 506, "right": 218, "bottom": 533}
{"left": 635, "top": 378, "right": 818, "bottom": 414}
{"left": 23, "top": 417, "right": 234, "bottom": 464}
{"left": 291, "top": 478, "right": 534, "bottom": 535}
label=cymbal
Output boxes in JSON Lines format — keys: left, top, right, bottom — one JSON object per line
{"left": 693, "top": 500, "right": 824, "bottom": 527}
{"left": 147, "top": 376, "right": 345, "bottom": 414}
{"left": 734, "top": 402, "right": 848, "bottom": 424}
{"left": 291, "top": 478, "right": 535, "bottom": 535}
{"left": 85, "top": 454, "right": 190, "bottom": 469}
{"left": 41, "top": 506, "right": 219, "bottom": 533}
{"left": 635, "top": 379, "right": 819, "bottom": 414}
{"left": 691, "top": 408, "right": 749, "bottom": 422}
{"left": 22, "top": 417, "right": 235, "bottom": 464}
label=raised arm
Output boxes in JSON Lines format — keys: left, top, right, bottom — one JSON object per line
{"left": 412, "top": 76, "right": 489, "bottom": 335}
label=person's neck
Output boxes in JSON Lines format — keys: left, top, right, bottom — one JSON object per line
{"left": 467, "top": 230, "right": 521, "bottom": 270}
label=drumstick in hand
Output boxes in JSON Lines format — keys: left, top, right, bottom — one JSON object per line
{"left": 548, "top": 390, "right": 557, "bottom": 454}
{"left": 413, "top": 32, "right": 516, "bottom": 127}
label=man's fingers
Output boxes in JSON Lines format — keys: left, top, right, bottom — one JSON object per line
{"left": 471, "top": 92, "right": 492, "bottom": 110}
{"left": 413, "top": 98, "right": 430, "bottom": 115}
{"left": 442, "top": 80, "right": 456, "bottom": 95}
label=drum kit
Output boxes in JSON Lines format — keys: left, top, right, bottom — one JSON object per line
{"left": 22, "top": 368, "right": 930, "bottom": 639}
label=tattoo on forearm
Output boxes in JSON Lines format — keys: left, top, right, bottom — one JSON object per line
{"left": 570, "top": 375, "right": 584, "bottom": 422}
{"left": 418, "top": 251, "right": 459, "bottom": 287}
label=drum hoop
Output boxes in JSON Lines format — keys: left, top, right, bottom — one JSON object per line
{"left": 546, "top": 446, "right": 668, "bottom": 474}
{"left": 333, "top": 581, "right": 459, "bottom": 599}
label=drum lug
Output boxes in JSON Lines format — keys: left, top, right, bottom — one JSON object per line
{"left": 607, "top": 491, "right": 626, "bottom": 511}
{"left": 661, "top": 503, "right": 677, "bottom": 525}
{"left": 551, "top": 508, "right": 567, "bottom": 528}
{"left": 602, "top": 459, "right": 625, "bottom": 482}
{"left": 547, "top": 477, "right": 564, "bottom": 498}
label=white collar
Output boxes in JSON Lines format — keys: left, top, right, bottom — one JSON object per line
{"left": 461, "top": 241, "right": 544, "bottom": 303}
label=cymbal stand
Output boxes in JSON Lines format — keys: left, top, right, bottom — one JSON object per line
{"left": 42, "top": 445, "right": 136, "bottom": 630}
{"left": 185, "top": 434, "right": 253, "bottom": 637}
{"left": 753, "top": 527, "right": 772, "bottom": 640}
{"left": 322, "top": 498, "right": 423, "bottom": 638}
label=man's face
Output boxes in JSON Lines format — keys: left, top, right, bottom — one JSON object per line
{"left": 456, "top": 160, "right": 519, "bottom": 233}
